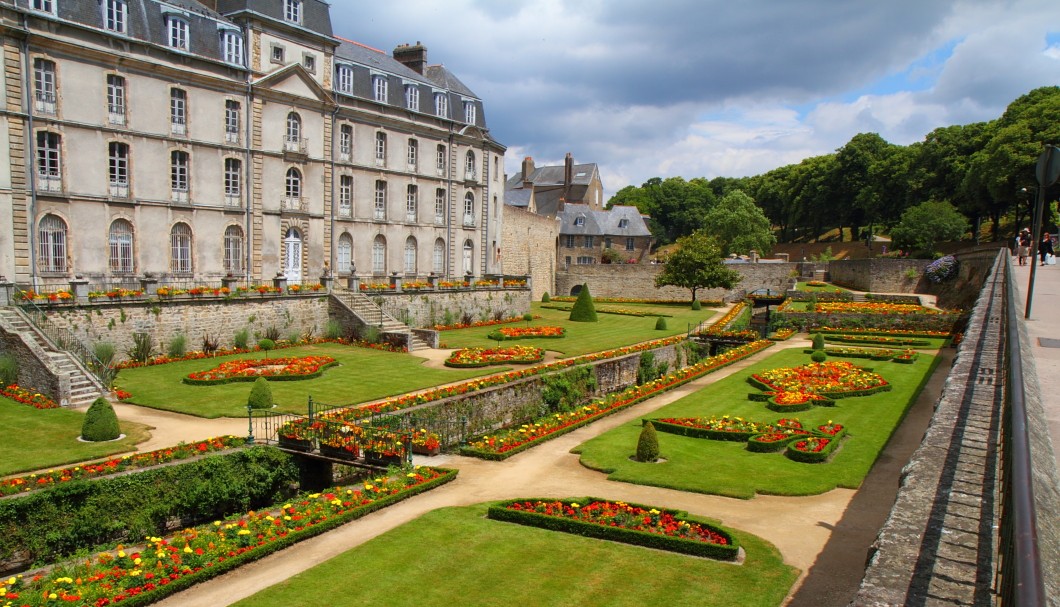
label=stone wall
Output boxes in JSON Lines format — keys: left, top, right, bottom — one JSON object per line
{"left": 0, "top": 329, "right": 66, "bottom": 404}
{"left": 827, "top": 258, "right": 929, "bottom": 293}
{"left": 371, "top": 289, "right": 533, "bottom": 328}
{"left": 499, "top": 206, "right": 559, "bottom": 301}
{"left": 556, "top": 262, "right": 796, "bottom": 302}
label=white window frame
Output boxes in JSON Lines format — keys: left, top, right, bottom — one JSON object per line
{"left": 224, "top": 225, "right": 244, "bottom": 274}
{"left": 38, "top": 214, "right": 67, "bottom": 273}
{"left": 337, "top": 233, "right": 353, "bottom": 274}
{"left": 373, "top": 75, "right": 388, "bottom": 103}
{"left": 577, "top": 256, "right": 595, "bottom": 265}
{"left": 434, "top": 92, "right": 448, "bottom": 117}
{"left": 284, "top": 0, "right": 302, "bottom": 24}
{"left": 339, "top": 175, "right": 352, "bottom": 217}
{"left": 32, "top": 0, "right": 56, "bottom": 15}
{"left": 106, "top": 74, "right": 126, "bottom": 125}
{"left": 224, "top": 158, "right": 241, "bottom": 205}
{"left": 221, "top": 30, "right": 244, "bottom": 66}
{"left": 435, "top": 188, "right": 446, "bottom": 224}
{"left": 374, "top": 180, "right": 387, "bottom": 220}
{"left": 302, "top": 53, "right": 316, "bottom": 73}
{"left": 574, "top": 216, "right": 585, "bottom": 226}
{"left": 271, "top": 44, "right": 285, "bottom": 64}
{"left": 463, "top": 192, "right": 475, "bottom": 226}
{"left": 433, "top": 239, "right": 444, "bottom": 274}
{"left": 626, "top": 237, "right": 635, "bottom": 251}
{"left": 372, "top": 236, "right": 386, "bottom": 274}
{"left": 436, "top": 144, "right": 446, "bottom": 174}
{"left": 170, "top": 88, "right": 187, "bottom": 135}
{"left": 618, "top": 218, "right": 629, "bottom": 228}
{"left": 224, "top": 100, "right": 240, "bottom": 143}
{"left": 108, "top": 142, "right": 129, "bottom": 197}
{"left": 374, "top": 132, "right": 386, "bottom": 166}
{"left": 407, "top": 139, "right": 417, "bottom": 167}
{"left": 464, "top": 100, "right": 476, "bottom": 125}
{"left": 404, "top": 237, "right": 417, "bottom": 274}
{"left": 167, "top": 17, "right": 189, "bottom": 51}
{"left": 584, "top": 236, "right": 593, "bottom": 247}
{"left": 285, "top": 168, "right": 302, "bottom": 199}
{"left": 170, "top": 150, "right": 189, "bottom": 201}
{"left": 464, "top": 150, "right": 476, "bottom": 180}
{"left": 335, "top": 65, "right": 353, "bottom": 95}
{"left": 405, "top": 84, "right": 419, "bottom": 111}
{"left": 109, "top": 219, "right": 134, "bottom": 273}
{"left": 36, "top": 131, "right": 61, "bottom": 192}
{"left": 33, "top": 58, "right": 56, "bottom": 114}
{"left": 565, "top": 235, "right": 575, "bottom": 248}
{"left": 339, "top": 124, "right": 352, "bottom": 161}
{"left": 170, "top": 223, "right": 193, "bottom": 274}
{"left": 406, "top": 185, "right": 417, "bottom": 222}
{"left": 103, "top": 0, "right": 127, "bottom": 33}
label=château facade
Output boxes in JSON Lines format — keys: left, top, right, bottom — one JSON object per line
{"left": 0, "top": 0, "right": 506, "bottom": 288}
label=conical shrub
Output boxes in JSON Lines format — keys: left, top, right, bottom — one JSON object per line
{"left": 691, "top": 300, "right": 702, "bottom": 311}
{"left": 812, "top": 333, "right": 825, "bottom": 350}
{"left": 247, "top": 376, "right": 274, "bottom": 410}
{"left": 655, "top": 316, "right": 667, "bottom": 330}
{"left": 636, "top": 421, "right": 660, "bottom": 463}
{"left": 568, "top": 285, "right": 597, "bottom": 322}
{"left": 82, "top": 397, "right": 120, "bottom": 442}
{"left": 541, "top": 292, "right": 551, "bottom": 303}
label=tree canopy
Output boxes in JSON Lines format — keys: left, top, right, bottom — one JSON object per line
{"left": 889, "top": 200, "right": 970, "bottom": 255}
{"left": 654, "top": 231, "right": 741, "bottom": 302}
{"left": 702, "top": 190, "right": 776, "bottom": 256}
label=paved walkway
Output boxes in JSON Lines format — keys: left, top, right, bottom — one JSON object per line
{"left": 88, "top": 335, "right": 949, "bottom": 607}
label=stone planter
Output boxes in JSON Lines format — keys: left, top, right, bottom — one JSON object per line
{"left": 320, "top": 443, "right": 359, "bottom": 461}
{"left": 411, "top": 443, "right": 441, "bottom": 456}
{"left": 277, "top": 435, "right": 313, "bottom": 452}
{"left": 365, "top": 451, "right": 403, "bottom": 467}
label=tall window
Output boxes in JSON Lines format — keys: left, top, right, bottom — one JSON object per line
{"left": 285, "top": 112, "right": 302, "bottom": 152}
{"left": 31, "top": 0, "right": 55, "bottom": 14}
{"left": 170, "top": 151, "right": 189, "bottom": 199}
{"left": 404, "top": 237, "right": 417, "bottom": 274}
{"left": 436, "top": 144, "right": 446, "bottom": 173}
{"left": 335, "top": 65, "right": 353, "bottom": 94}
{"left": 170, "top": 88, "right": 187, "bottom": 135}
{"left": 221, "top": 30, "right": 244, "bottom": 65}
{"left": 224, "top": 100, "right": 240, "bottom": 143}
{"left": 338, "top": 124, "right": 352, "bottom": 161}
{"left": 464, "top": 150, "right": 476, "bottom": 180}
{"left": 374, "top": 180, "right": 386, "bottom": 220}
{"left": 625, "top": 237, "right": 635, "bottom": 251}
{"left": 375, "top": 132, "right": 386, "bottom": 165}
{"left": 372, "top": 235, "right": 386, "bottom": 274}
{"left": 338, "top": 175, "right": 352, "bottom": 217}
{"left": 103, "top": 0, "right": 127, "bottom": 33}
{"left": 224, "top": 158, "right": 241, "bottom": 205}
{"left": 108, "top": 219, "right": 134, "bottom": 273}
{"left": 106, "top": 75, "right": 126, "bottom": 125}
{"left": 434, "top": 188, "right": 446, "bottom": 224}
{"left": 372, "top": 75, "right": 388, "bottom": 102}
{"left": 108, "top": 142, "right": 129, "bottom": 196}
{"left": 223, "top": 225, "right": 244, "bottom": 274}
{"left": 166, "top": 17, "right": 189, "bottom": 50}
{"left": 405, "top": 85, "right": 419, "bottom": 111}
{"left": 463, "top": 192, "right": 474, "bottom": 226}
{"left": 433, "top": 239, "right": 444, "bottom": 274}
{"left": 33, "top": 58, "right": 56, "bottom": 114}
{"left": 464, "top": 100, "right": 476, "bottom": 125}
{"left": 284, "top": 0, "right": 302, "bottom": 23}
{"left": 170, "top": 223, "right": 192, "bottom": 273}
{"left": 38, "top": 214, "right": 67, "bottom": 273}
{"left": 434, "top": 92, "right": 448, "bottom": 117}
{"left": 285, "top": 168, "right": 301, "bottom": 201}
{"left": 584, "top": 236, "right": 593, "bottom": 247}
{"left": 407, "top": 139, "right": 418, "bottom": 167}
{"left": 565, "top": 235, "right": 575, "bottom": 248}
{"left": 406, "top": 185, "right": 417, "bottom": 222}
{"left": 36, "top": 131, "right": 61, "bottom": 192}
{"left": 462, "top": 240, "right": 473, "bottom": 275}
{"left": 336, "top": 233, "right": 353, "bottom": 274}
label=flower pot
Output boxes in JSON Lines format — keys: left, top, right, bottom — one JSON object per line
{"left": 411, "top": 443, "right": 441, "bottom": 456}
{"left": 278, "top": 435, "right": 313, "bottom": 452}
{"left": 365, "top": 451, "right": 403, "bottom": 467}
{"left": 320, "top": 443, "right": 359, "bottom": 461}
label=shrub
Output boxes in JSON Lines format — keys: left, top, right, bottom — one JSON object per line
{"left": 234, "top": 328, "right": 250, "bottom": 350}
{"left": 811, "top": 333, "right": 825, "bottom": 350}
{"left": 541, "top": 292, "right": 550, "bottom": 303}
{"left": 93, "top": 342, "right": 115, "bottom": 368}
{"left": 0, "top": 354, "right": 18, "bottom": 387}
{"left": 655, "top": 316, "right": 668, "bottom": 331}
{"left": 126, "top": 332, "right": 155, "bottom": 363}
{"left": 636, "top": 421, "right": 660, "bottom": 462}
{"left": 810, "top": 350, "right": 828, "bottom": 363}
{"left": 262, "top": 326, "right": 282, "bottom": 342}
{"left": 360, "top": 325, "right": 381, "bottom": 344}
{"left": 81, "top": 397, "right": 120, "bottom": 441}
{"left": 247, "top": 377, "right": 273, "bottom": 410}
{"left": 166, "top": 333, "right": 187, "bottom": 359}
{"left": 568, "top": 284, "right": 598, "bottom": 322}
{"left": 691, "top": 300, "right": 702, "bottom": 311}
{"left": 523, "top": 313, "right": 534, "bottom": 324}
{"left": 257, "top": 338, "right": 276, "bottom": 359}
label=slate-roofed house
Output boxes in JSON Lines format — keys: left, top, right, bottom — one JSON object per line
{"left": 557, "top": 204, "right": 652, "bottom": 267}
{"left": 0, "top": 0, "right": 505, "bottom": 287}
{"left": 505, "top": 153, "right": 604, "bottom": 217}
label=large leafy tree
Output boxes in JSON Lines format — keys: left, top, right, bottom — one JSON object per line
{"left": 702, "top": 190, "right": 776, "bottom": 256}
{"left": 889, "top": 200, "right": 970, "bottom": 255}
{"left": 654, "top": 231, "right": 741, "bottom": 302}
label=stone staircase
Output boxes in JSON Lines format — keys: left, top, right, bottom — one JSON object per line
{"left": 329, "top": 291, "right": 430, "bottom": 352}
{"left": 850, "top": 292, "right": 868, "bottom": 302}
{"left": 0, "top": 307, "right": 106, "bottom": 407}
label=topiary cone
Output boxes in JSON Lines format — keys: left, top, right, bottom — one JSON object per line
{"left": 568, "top": 284, "right": 598, "bottom": 322}
{"left": 636, "top": 421, "right": 660, "bottom": 462}
{"left": 811, "top": 333, "right": 825, "bottom": 350}
{"left": 655, "top": 316, "right": 667, "bottom": 330}
{"left": 247, "top": 376, "right": 274, "bottom": 410}
{"left": 82, "top": 397, "right": 120, "bottom": 441}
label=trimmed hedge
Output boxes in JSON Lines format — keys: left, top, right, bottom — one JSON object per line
{"left": 81, "top": 397, "right": 120, "bottom": 441}
{"left": 0, "top": 446, "right": 298, "bottom": 569}
{"left": 823, "top": 335, "right": 931, "bottom": 347}
{"left": 785, "top": 436, "right": 841, "bottom": 463}
{"left": 182, "top": 360, "right": 338, "bottom": 385}
{"left": 747, "top": 433, "right": 806, "bottom": 453}
{"left": 648, "top": 419, "right": 759, "bottom": 442}
{"left": 636, "top": 422, "right": 660, "bottom": 462}
{"left": 487, "top": 497, "right": 740, "bottom": 561}
{"left": 569, "top": 284, "right": 598, "bottom": 322}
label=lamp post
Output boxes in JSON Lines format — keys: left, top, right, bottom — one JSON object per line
{"left": 1025, "top": 145, "right": 1060, "bottom": 319}
{"left": 246, "top": 401, "right": 255, "bottom": 445}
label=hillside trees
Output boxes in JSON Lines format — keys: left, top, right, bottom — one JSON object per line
{"left": 702, "top": 190, "right": 776, "bottom": 256}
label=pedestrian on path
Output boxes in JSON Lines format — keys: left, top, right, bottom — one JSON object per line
{"left": 1040, "top": 233, "right": 1055, "bottom": 266}
{"left": 1019, "top": 229, "right": 1032, "bottom": 266}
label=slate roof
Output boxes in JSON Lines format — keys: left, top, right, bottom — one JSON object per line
{"left": 217, "top": 0, "right": 333, "bottom": 37}
{"left": 505, "top": 162, "right": 599, "bottom": 190}
{"left": 505, "top": 188, "right": 532, "bottom": 209}
{"left": 557, "top": 204, "right": 651, "bottom": 238}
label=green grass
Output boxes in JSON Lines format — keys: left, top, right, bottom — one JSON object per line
{"left": 573, "top": 348, "right": 940, "bottom": 499}
{"left": 231, "top": 503, "right": 798, "bottom": 607}
{"left": 115, "top": 343, "right": 492, "bottom": 418}
{"left": 795, "top": 281, "right": 849, "bottom": 293}
{"left": 0, "top": 397, "right": 150, "bottom": 476}
{"left": 438, "top": 302, "right": 716, "bottom": 356}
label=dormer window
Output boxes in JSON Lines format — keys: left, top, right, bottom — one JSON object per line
{"left": 618, "top": 218, "right": 628, "bottom": 228}
{"left": 284, "top": 0, "right": 302, "bottom": 24}
{"left": 434, "top": 92, "right": 448, "bottom": 117}
{"left": 574, "top": 216, "right": 585, "bottom": 226}
{"left": 302, "top": 53, "right": 316, "bottom": 73}
{"left": 405, "top": 85, "right": 419, "bottom": 111}
{"left": 103, "top": 0, "right": 127, "bottom": 32}
{"left": 221, "top": 30, "right": 244, "bottom": 66}
{"left": 464, "top": 100, "right": 476, "bottom": 125}
{"left": 32, "top": 0, "right": 56, "bottom": 15}
{"left": 335, "top": 65, "right": 353, "bottom": 94}
{"left": 166, "top": 16, "right": 189, "bottom": 51}
{"left": 373, "top": 75, "right": 388, "bottom": 103}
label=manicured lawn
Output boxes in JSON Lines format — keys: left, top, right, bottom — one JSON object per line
{"left": 438, "top": 302, "right": 716, "bottom": 356}
{"left": 795, "top": 281, "right": 849, "bottom": 293}
{"left": 231, "top": 503, "right": 798, "bottom": 607}
{"left": 0, "top": 397, "right": 150, "bottom": 476}
{"left": 573, "top": 347, "right": 941, "bottom": 499}
{"left": 115, "top": 343, "right": 492, "bottom": 418}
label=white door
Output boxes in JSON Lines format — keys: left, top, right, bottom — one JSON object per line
{"left": 462, "top": 240, "right": 473, "bottom": 275}
{"left": 284, "top": 228, "right": 302, "bottom": 282}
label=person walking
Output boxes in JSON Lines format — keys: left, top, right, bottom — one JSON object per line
{"left": 1019, "top": 229, "right": 1032, "bottom": 266}
{"left": 1040, "top": 233, "right": 1054, "bottom": 266}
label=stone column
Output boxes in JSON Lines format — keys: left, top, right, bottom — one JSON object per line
{"left": 347, "top": 274, "right": 360, "bottom": 292}
{"left": 272, "top": 274, "right": 287, "bottom": 293}
{"left": 0, "top": 279, "right": 14, "bottom": 306}
{"left": 319, "top": 274, "right": 332, "bottom": 293}
{"left": 69, "top": 277, "right": 90, "bottom": 304}
{"left": 222, "top": 275, "right": 240, "bottom": 293}
{"left": 389, "top": 272, "right": 403, "bottom": 293}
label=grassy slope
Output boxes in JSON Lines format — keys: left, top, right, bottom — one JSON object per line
{"left": 232, "top": 504, "right": 798, "bottom": 607}
{"left": 573, "top": 348, "right": 940, "bottom": 499}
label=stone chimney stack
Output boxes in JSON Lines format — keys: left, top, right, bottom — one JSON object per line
{"left": 522, "top": 156, "right": 535, "bottom": 187}
{"left": 563, "top": 153, "right": 574, "bottom": 201}
{"left": 393, "top": 42, "right": 428, "bottom": 74}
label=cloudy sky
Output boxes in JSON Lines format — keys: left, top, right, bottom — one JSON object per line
{"left": 331, "top": 0, "right": 1060, "bottom": 199}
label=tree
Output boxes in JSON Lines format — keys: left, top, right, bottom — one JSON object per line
{"left": 702, "top": 190, "right": 776, "bottom": 256}
{"left": 889, "top": 200, "right": 970, "bottom": 255}
{"left": 636, "top": 421, "right": 660, "bottom": 463}
{"left": 247, "top": 376, "right": 274, "bottom": 410}
{"left": 654, "top": 231, "right": 741, "bottom": 302}
{"left": 82, "top": 397, "right": 120, "bottom": 442}
{"left": 568, "top": 284, "right": 598, "bottom": 322}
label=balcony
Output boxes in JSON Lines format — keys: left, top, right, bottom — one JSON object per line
{"left": 435, "top": 214, "right": 445, "bottom": 225}
{"left": 171, "top": 118, "right": 186, "bottom": 136}
{"left": 337, "top": 204, "right": 352, "bottom": 218}
{"left": 109, "top": 182, "right": 129, "bottom": 198}
{"left": 171, "top": 189, "right": 189, "bottom": 205}
{"left": 373, "top": 208, "right": 387, "bottom": 221}
{"left": 225, "top": 129, "right": 239, "bottom": 144}
{"left": 462, "top": 215, "right": 476, "bottom": 227}
{"left": 284, "top": 137, "right": 308, "bottom": 161}
{"left": 406, "top": 212, "right": 417, "bottom": 223}
{"left": 37, "top": 174, "right": 62, "bottom": 194}
{"left": 108, "top": 107, "right": 126, "bottom": 126}
{"left": 464, "top": 170, "right": 477, "bottom": 183}
{"left": 281, "top": 196, "right": 308, "bottom": 213}
{"left": 34, "top": 91, "right": 56, "bottom": 115}
{"left": 224, "top": 194, "right": 241, "bottom": 208}
{"left": 339, "top": 149, "right": 351, "bottom": 163}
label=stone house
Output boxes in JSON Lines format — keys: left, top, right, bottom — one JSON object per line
{"left": 557, "top": 204, "right": 652, "bottom": 267}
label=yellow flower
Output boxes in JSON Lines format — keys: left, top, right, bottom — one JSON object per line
{"left": 183, "top": 546, "right": 192, "bottom": 553}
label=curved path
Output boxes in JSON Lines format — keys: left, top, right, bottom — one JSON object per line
{"left": 116, "top": 338, "right": 948, "bottom": 607}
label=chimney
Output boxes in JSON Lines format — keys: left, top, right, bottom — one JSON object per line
{"left": 563, "top": 153, "right": 573, "bottom": 200}
{"left": 393, "top": 42, "right": 427, "bottom": 75}
{"left": 522, "top": 156, "right": 535, "bottom": 187}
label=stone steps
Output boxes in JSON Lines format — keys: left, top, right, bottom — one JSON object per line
{"left": 330, "top": 292, "right": 429, "bottom": 352}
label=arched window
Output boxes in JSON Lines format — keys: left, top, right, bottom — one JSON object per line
{"left": 38, "top": 214, "right": 67, "bottom": 273}
{"left": 170, "top": 222, "right": 192, "bottom": 273}
{"left": 463, "top": 192, "right": 475, "bottom": 226}
{"left": 372, "top": 235, "right": 386, "bottom": 274}
{"left": 462, "top": 239, "right": 474, "bottom": 275}
{"left": 285, "top": 168, "right": 302, "bottom": 207}
{"left": 464, "top": 150, "right": 476, "bottom": 179}
{"left": 108, "top": 218, "right": 134, "bottom": 273}
{"left": 404, "top": 236, "right": 417, "bottom": 274}
{"left": 433, "top": 238, "right": 445, "bottom": 274}
{"left": 406, "top": 185, "right": 418, "bottom": 222}
{"left": 223, "top": 225, "right": 244, "bottom": 274}
{"left": 285, "top": 112, "right": 301, "bottom": 150}
{"left": 337, "top": 232, "right": 353, "bottom": 274}
{"left": 284, "top": 227, "right": 302, "bottom": 281}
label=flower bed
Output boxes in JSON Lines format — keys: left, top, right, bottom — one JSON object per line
{"left": 15, "top": 289, "right": 75, "bottom": 303}
{"left": 550, "top": 296, "right": 723, "bottom": 306}
{"left": 433, "top": 315, "right": 541, "bottom": 331}
{"left": 444, "top": 345, "right": 544, "bottom": 367}
{"left": 2, "top": 467, "right": 456, "bottom": 607}
{"left": 786, "top": 436, "right": 839, "bottom": 463}
{"left": 807, "top": 347, "right": 920, "bottom": 363}
{"left": 746, "top": 429, "right": 810, "bottom": 453}
{"left": 651, "top": 415, "right": 776, "bottom": 442}
{"left": 460, "top": 340, "right": 775, "bottom": 460}
{"left": 816, "top": 327, "right": 951, "bottom": 338}
{"left": 765, "top": 390, "right": 835, "bottom": 413}
{"left": 769, "top": 328, "right": 796, "bottom": 341}
{"left": 487, "top": 497, "right": 739, "bottom": 561}
{"left": 1, "top": 384, "right": 60, "bottom": 409}
{"left": 486, "top": 326, "right": 565, "bottom": 340}
{"left": 650, "top": 415, "right": 843, "bottom": 460}
{"left": 749, "top": 361, "right": 891, "bottom": 401}
{"left": 823, "top": 334, "right": 931, "bottom": 347}
{"left": 0, "top": 436, "right": 245, "bottom": 497}
{"left": 814, "top": 302, "right": 942, "bottom": 315}
{"left": 540, "top": 304, "right": 673, "bottom": 318}
{"left": 183, "top": 356, "right": 338, "bottom": 385}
